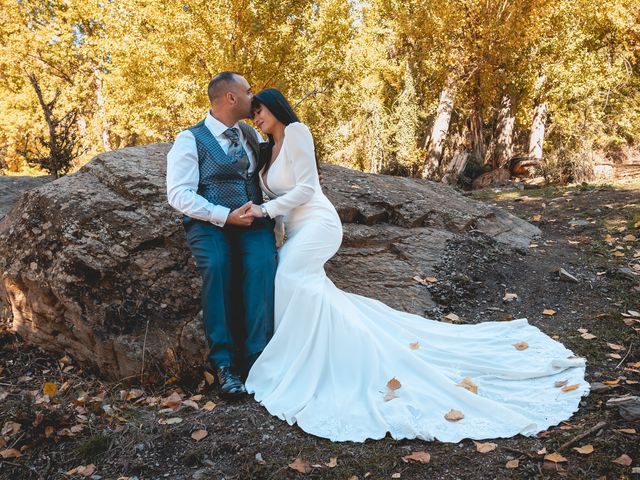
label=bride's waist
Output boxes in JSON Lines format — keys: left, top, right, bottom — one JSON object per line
{"left": 285, "top": 194, "right": 339, "bottom": 222}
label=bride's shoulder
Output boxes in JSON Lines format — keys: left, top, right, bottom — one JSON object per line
{"left": 284, "top": 122, "right": 313, "bottom": 145}
{"left": 285, "top": 122, "right": 312, "bottom": 137}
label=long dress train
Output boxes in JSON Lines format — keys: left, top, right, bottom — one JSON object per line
{"left": 245, "top": 122, "right": 588, "bottom": 442}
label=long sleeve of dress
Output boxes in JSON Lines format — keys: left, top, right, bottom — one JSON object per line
{"left": 262, "top": 122, "right": 317, "bottom": 219}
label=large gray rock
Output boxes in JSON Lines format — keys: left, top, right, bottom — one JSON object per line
{"left": 0, "top": 144, "right": 539, "bottom": 380}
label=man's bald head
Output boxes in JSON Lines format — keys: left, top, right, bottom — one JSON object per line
{"left": 207, "top": 71, "right": 243, "bottom": 103}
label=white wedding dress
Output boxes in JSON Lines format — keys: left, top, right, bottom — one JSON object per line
{"left": 245, "top": 122, "right": 589, "bottom": 443}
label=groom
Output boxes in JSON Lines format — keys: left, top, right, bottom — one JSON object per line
{"left": 166, "top": 72, "right": 277, "bottom": 400}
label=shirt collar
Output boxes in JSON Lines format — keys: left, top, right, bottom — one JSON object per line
{"left": 205, "top": 111, "right": 240, "bottom": 138}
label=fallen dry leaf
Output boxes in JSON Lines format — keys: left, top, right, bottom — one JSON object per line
{"left": 160, "top": 392, "right": 183, "bottom": 410}
{"left": 613, "top": 428, "right": 636, "bottom": 434}
{"left": 326, "top": 457, "right": 338, "bottom": 468}
{"left": 409, "top": 341, "right": 420, "bottom": 350}
{"left": 43, "top": 382, "right": 57, "bottom": 398}
{"left": 561, "top": 384, "right": 579, "bottom": 392}
{"left": 513, "top": 342, "right": 529, "bottom": 351}
{"left": 474, "top": 441, "right": 497, "bottom": 453}
{"left": 402, "top": 451, "right": 431, "bottom": 464}
{"left": 543, "top": 309, "right": 557, "bottom": 316}
{"left": 202, "top": 401, "right": 216, "bottom": 411}
{"left": 0, "top": 448, "right": 22, "bottom": 459}
{"left": 444, "top": 313, "right": 460, "bottom": 323}
{"left": 384, "top": 390, "right": 397, "bottom": 402}
{"left": 456, "top": 377, "right": 478, "bottom": 394}
{"left": 581, "top": 332, "right": 597, "bottom": 340}
{"left": 532, "top": 214, "right": 542, "bottom": 222}
{"left": 573, "top": 444, "right": 594, "bottom": 455}
{"left": 191, "top": 429, "right": 208, "bottom": 441}
{"left": 607, "top": 343, "right": 625, "bottom": 351}
{"left": 391, "top": 474, "right": 401, "bottom": 479}
{"left": 182, "top": 400, "right": 199, "bottom": 409}
{"left": 44, "top": 425, "right": 54, "bottom": 437}
{"left": 505, "top": 459, "right": 519, "bottom": 469}
{"left": 603, "top": 379, "right": 621, "bottom": 385}
{"left": 612, "top": 454, "right": 632, "bottom": 466}
{"left": 623, "top": 234, "right": 636, "bottom": 242}
{"left": 159, "top": 417, "right": 183, "bottom": 425}
{"left": 445, "top": 409, "right": 464, "bottom": 421}
{"left": 289, "top": 458, "right": 312, "bottom": 474}
{"left": 1, "top": 421, "right": 21, "bottom": 436}
{"left": 203, "top": 371, "right": 215, "bottom": 385}
{"left": 387, "top": 378, "right": 402, "bottom": 390}
{"left": 503, "top": 292, "right": 518, "bottom": 302}
{"left": 544, "top": 452, "right": 568, "bottom": 463}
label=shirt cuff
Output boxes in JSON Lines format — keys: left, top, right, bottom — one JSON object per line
{"left": 210, "top": 205, "right": 230, "bottom": 227}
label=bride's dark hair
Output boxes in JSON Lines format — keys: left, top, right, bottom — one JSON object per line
{"left": 253, "top": 88, "right": 319, "bottom": 173}
{"left": 252, "top": 88, "right": 299, "bottom": 146}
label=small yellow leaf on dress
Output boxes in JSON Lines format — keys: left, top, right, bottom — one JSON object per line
{"left": 387, "top": 377, "right": 402, "bottom": 390}
{"left": 561, "top": 384, "right": 579, "bottom": 392}
{"left": 445, "top": 409, "right": 464, "bottom": 421}
{"left": 384, "top": 390, "right": 397, "bottom": 402}
{"left": 409, "top": 341, "right": 420, "bottom": 350}
{"left": 513, "top": 342, "right": 529, "bottom": 350}
{"left": 456, "top": 377, "right": 478, "bottom": 394}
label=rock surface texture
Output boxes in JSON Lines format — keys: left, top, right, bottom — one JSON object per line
{"left": 0, "top": 144, "right": 539, "bottom": 380}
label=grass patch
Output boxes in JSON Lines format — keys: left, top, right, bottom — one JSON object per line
{"left": 76, "top": 433, "right": 110, "bottom": 462}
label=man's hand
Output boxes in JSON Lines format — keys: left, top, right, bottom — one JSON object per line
{"left": 225, "top": 202, "right": 255, "bottom": 227}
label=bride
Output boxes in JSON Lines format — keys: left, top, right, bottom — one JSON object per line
{"left": 241, "top": 88, "right": 588, "bottom": 443}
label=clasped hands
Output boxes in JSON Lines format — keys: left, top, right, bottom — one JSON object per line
{"left": 225, "top": 201, "right": 265, "bottom": 227}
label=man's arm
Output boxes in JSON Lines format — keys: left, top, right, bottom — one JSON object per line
{"left": 166, "top": 130, "right": 230, "bottom": 226}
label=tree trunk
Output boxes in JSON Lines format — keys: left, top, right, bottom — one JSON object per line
{"left": 468, "top": 109, "right": 483, "bottom": 164}
{"left": 94, "top": 68, "right": 112, "bottom": 151}
{"left": 528, "top": 101, "right": 547, "bottom": 161}
{"left": 486, "top": 94, "right": 515, "bottom": 168}
{"left": 441, "top": 150, "right": 470, "bottom": 185}
{"left": 421, "top": 78, "right": 455, "bottom": 179}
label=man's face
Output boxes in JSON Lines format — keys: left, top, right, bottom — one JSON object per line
{"left": 231, "top": 75, "right": 253, "bottom": 119}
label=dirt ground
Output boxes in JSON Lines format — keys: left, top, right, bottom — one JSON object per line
{"left": 1, "top": 180, "right": 639, "bottom": 480}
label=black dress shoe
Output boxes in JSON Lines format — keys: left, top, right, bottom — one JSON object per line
{"left": 216, "top": 366, "right": 247, "bottom": 401}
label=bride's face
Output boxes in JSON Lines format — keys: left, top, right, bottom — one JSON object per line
{"left": 253, "top": 103, "right": 281, "bottom": 135}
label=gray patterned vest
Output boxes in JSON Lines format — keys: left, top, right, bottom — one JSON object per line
{"left": 188, "top": 119, "right": 264, "bottom": 211}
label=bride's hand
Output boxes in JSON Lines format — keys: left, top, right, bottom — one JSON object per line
{"left": 240, "top": 204, "right": 264, "bottom": 219}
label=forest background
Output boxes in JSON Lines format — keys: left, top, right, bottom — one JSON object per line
{"left": 1, "top": 0, "right": 639, "bottom": 184}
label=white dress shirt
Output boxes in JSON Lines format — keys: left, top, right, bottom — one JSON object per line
{"left": 166, "top": 112, "right": 263, "bottom": 226}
